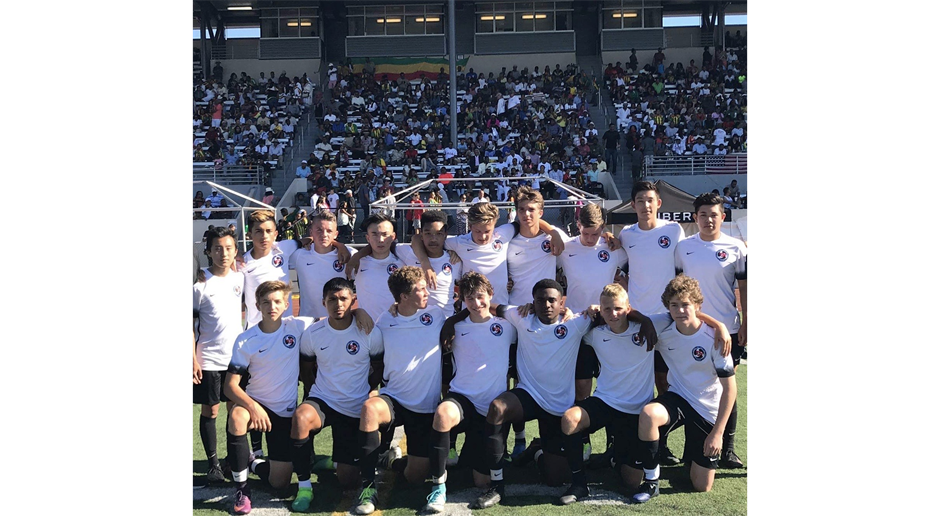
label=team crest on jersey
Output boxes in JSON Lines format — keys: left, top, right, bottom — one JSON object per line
{"left": 333, "top": 259, "right": 344, "bottom": 272}
{"left": 346, "top": 340, "right": 360, "bottom": 355}
{"left": 554, "top": 325, "right": 568, "bottom": 339}
{"left": 631, "top": 333, "right": 642, "bottom": 346}
{"left": 387, "top": 263, "right": 400, "bottom": 275}
{"left": 492, "top": 239, "right": 503, "bottom": 251}
{"left": 716, "top": 249, "right": 728, "bottom": 262}
{"left": 233, "top": 285, "right": 242, "bottom": 296}
{"left": 420, "top": 313, "right": 434, "bottom": 326}
{"left": 442, "top": 263, "right": 453, "bottom": 275}
{"left": 272, "top": 254, "right": 283, "bottom": 267}
{"left": 540, "top": 240, "right": 552, "bottom": 253}
{"left": 598, "top": 250, "right": 610, "bottom": 262}
{"left": 490, "top": 323, "right": 503, "bottom": 336}
{"left": 283, "top": 335, "right": 296, "bottom": 349}
{"left": 692, "top": 346, "right": 706, "bottom": 361}
{"left": 658, "top": 236, "right": 672, "bottom": 249}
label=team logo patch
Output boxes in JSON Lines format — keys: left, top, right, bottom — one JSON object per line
{"left": 490, "top": 323, "right": 503, "bottom": 336}
{"left": 333, "top": 259, "right": 344, "bottom": 272}
{"left": 272, "top": 254, "right": 284, "bottom": 267}
{"left": 554, "top": 325, "right": 568, "bottom": 339}
{"left": 442, "top": 263, "right": 453, "bottom": 275}
{"left": 233, "top": 285, "right": 242, "bottom": 296}
{"left": 283, "top": 335, "right": 296, "bottom": 349}
{"left": 631, "top": 333, "right": 643, "bottom": 346}
{"left": 692, "top": 346, "right": 707, "bottom": 361}
{"left": 598, "top": 250, "right": 610, "bottom": 262}
{"left": 658, "top": 236, "right": 672, "bottom": 249}
{"left": 716, "top": 249, "right": 728, "bottom": 262}
{"left": 346, "top": 340, "right": 360, "bottom": 355}
{"left": 420, "top": 313, "right": 433, "bottom": 326}
{"left": 492, "top": 239, "right": 503, "bottom": 251}
{"left": 387, "top": 263, "right": 400, "bottom": 275}
{"left": 541, "top": 240, "right": 552, "bottom": 253}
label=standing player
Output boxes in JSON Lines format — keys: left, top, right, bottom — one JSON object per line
{"left": 193, "top": 226, "right": 245, "bottom": 484}
{"left": 505, "top": 186, "right": 565, "bottom": 307}
{"left": 617, "top": 181, "right": 686, "bottom": 466}
{"left": 289, "top": 211, "right": 347, "bottom": 319}
{"left": 289, "top": 278, "right": 383, "bottom": 512}
{"left": 223, "top": 281, "right": 316, "bottom": 515}
{"left": 353, "top": 267, "right": 445, "bottom": 515}
{"left": 348, "top": 213, "right": 405, "bottom": 321}
{"left": 422, "top": 272, "right": 517, "bottom": 514}
{"left": 632, "top": 275, "right": 737, "bottom": 502}
{"left": 675, "top": 192, "right": 747, "bottom": 469}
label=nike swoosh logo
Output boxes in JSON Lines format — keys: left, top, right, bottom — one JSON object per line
{"left": 389, "top": 323, "right": 398, "bottom": 327}
{"left": 686, "top": 252, "right": 694, "bottom": 255}
{"left": 667, "top": 347, "right": 675, "bottom": 350}
{"left": 360, "top": 269, "right": 369, "bottom": 271}
{"left": 259, "top": 348, "right": 268, "bottom": 353}
{"left": 515, "top": 252, "right": 523, "bottom": 255}
{"left": 628, "top": 244, "right": 636, "bottom": 248}
{"left": 461, "top": 332, "right": 470, "bottom": 336}
{"left": 603, "top": 338, "right": 611, "bottom": 342}
{"left": 208, "top": 293, "right": 215, "bottom": 297}
{"left": 526, "top": 329, "right": 536, "bottom": 333}
{"left": 568, "top": 254, "right": 576, "bottom": 257}
{"left": 320, "top": 347, "right": 328, "bottom": 350}
{"left": 466, "top": 248, "right": 474, "bottom": 252}
{"left": 306, "top": 262, "right": 315, "bottom": 266}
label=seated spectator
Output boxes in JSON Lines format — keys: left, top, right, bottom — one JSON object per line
{"left": 193, "top": 191, "right": 205, "bottom": 209}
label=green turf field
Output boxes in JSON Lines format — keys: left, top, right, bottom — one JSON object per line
{"left": 193, "top": 365, "right": 746, "bottom": 515}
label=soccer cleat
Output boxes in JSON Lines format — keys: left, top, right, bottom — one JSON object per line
{"left": 631, "top": 480, "right": 659, "bottom": 504}
{"left": 659, "top": 446, "right": 681, "bottom": 466}
{"left": 377, "top": 445, "right": 402, "bottom": 470}
{"left": 470, "top": 482, "right": 504, "bottom": 509}
{"left": 233, "top": 487, "right": 252, "bottom": 514}
{"left": 423, "top": 483, "right": 447, "bottom": 514}
{"left": 587, "top": 447, "right": 614, "bottom": 470}
{"left": 559, "top": 483, "right": 591, "bottom": 505}
{"left": 512, "top": 438, "right": 542, "bottom": 467}
{"left": 291, "top": 486, "right": 313, "bottom": 512}
{"left": 311, "top": 456, "right": 336, "bottom": 471}
{"left": 719, "top": 449, "right": 744, "bottom": 469}
{"left": 582, "top": 442, "right": 592, "bottom": 462}
{"left": 249, "top": 450, "right": 265, "bottom": 463}
{"left": 206, "top": 464, "right": 225, "bottom": 484}
{"left": 352, "top": 484, "right": 378, "bottom": 515}
{"left": 221, "top": 459, "right": 234, "bottom": 480}
{"left": 446, "top": 448, "right": 459, "bottom": 467}
{"left": 511, "top": 440, "right": 527, "bottom": 460}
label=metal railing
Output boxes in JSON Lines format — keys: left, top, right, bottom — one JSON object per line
{"left": 193, "top": 165, "right": 265, "bottom": 185}
{"left": 643, "top": 153, "right": 746, "bottom": 176}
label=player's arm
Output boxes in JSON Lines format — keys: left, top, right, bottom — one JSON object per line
{"left": 409, "top": 235, "right": 438, "bottom": 290}
{"left": 192, "top": 329, "right": 202, "bottom": 384}
{"left": 346, "top": 244, "right": 372, "bottom": 279}
{"left": 705, "top": 375, "right": 737, "bottom": 457}
{"left": 441, "top": 308, "right": 471, "bottom": 352}
{"left": 697, "top": 311, "right": 732, "bottom": 356}
{"left": 603, "top": 231, "right": 623, "bottom": 250}
{"left": 353, "top": 308, "right": 375, "bottom": 334}
{"left": 626, "top": 308, "right": 658, "bottom": 350}
{"left": 330, "top": 239, "right": 352, "bottom": 264}
{"left": 537, "top": 219, "right": 565, "bottom": 256}
{"left": 224, "top": 368, "right": 272, "bottom": 432}
{"left": 738, "top": 278, "right": 747, "bottom": 347}
{"left": 368, "top": 327, "right": 385, "bottom": 394}
{"left": 300, "top": 355, "right": 317, "bottom": 399}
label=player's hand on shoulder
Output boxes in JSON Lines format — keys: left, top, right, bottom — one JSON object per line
{"left": 447, "top": 250, "right": 461, "bottom": 264}
{"left": 561, "top": 307, "right": 575, "bottom": 322}
{"left": 516, "top": 303, "right": 534, "bottom": 317}
{"left": 354, "top": 308, "right": 375, "bottom": 334}
{"left": 549, "top": 229, "right": 565, "bottom": 256}
{"left": 638, "top": 315, "right": 658, "bottom": 351}
{"left": 423, "top": 264, "right": 438, "bottom": 290}
{"left": 196, "top": 268, "right": 207, "bottom": 283}
{"left": 604, "top": 232, "right": 622, "bottom": 250}
{"left": 387, "top": 303, "right": 400, "bottom": 317}
{"left": 714, "top": 322, "right": 732, "bottom": 356}
{"left": 335, "top": 241, "right": 352, "bottom": 264}
{"left": 584, "top": 304, "right": 600, "bottom": 318}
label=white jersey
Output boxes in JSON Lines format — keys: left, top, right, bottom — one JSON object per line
{"left": 395, "top": 245, "right": 462, "bottom": 315}
{"left": 449, "top": 317, "right": 517, "bottom": 416}
{"left": 193, "top": 269, "right": 246, "bottom": 371}
{"left": 289, "top": 247, "right": 346, "bottom": 319}
{"left": 584, "top": 313, "right": 672, "bottom": 414}
{"left": 444, "top": 223, "right": 516, "bottom": 305}
{"left": 229, "top": 316, "right": 315, "bottom": 418}
{"left": 507, "top": 229, "right": 559, "bottom": 306}
{"left": 242, "top": 240, "right": 300, "bottom": 327}
{"left": 503, "top": 308, "right": 593, "bottom": 416}
{"left": 618, "top": 220, "right": 685, "bottom": 315}
{"left": 374, "top": 306, "right": 444, "bottom": 413}
{"left": 558, "top": 235, "right": 627, "bottom": 312}
{"left": 299, "top": 319, "right": 384, "bottom": 418}
{"left": 656, "top": 322, "right": 735, "bottom": 424}
{"left": 353, "top": 252, "right": 405, "bottom": 321}
{"left": 675, "top": 233, "right": 747, "bottom": 333}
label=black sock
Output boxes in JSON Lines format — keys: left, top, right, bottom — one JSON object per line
{"left": 378, "top": 426, "right": 394, "bottom": 455}
{"left": 641, "top": 439, "right": 660, "bottom": 471}
{"left": 253, "top": 460, "right": 271, "bottom": 485}
{"left": 228, "top": 431, "right": 251, "bottom": 488}
{"left": 564, "top": 432, "right": 585, "bottom": 485}
{"left": 723, "top": 401, "right": 738, "bottom": 453}
{"left": 511, "top": 420, "right": 524, "bottom": 436}
{"left": 359, "top": 430, "right": 382, "bottom": 486}
{"left": 430, "top": 429, "right": 450, "bottom": 479}
{"left": 582, "top": 431, "right": 590, "bottom": 446}
{"left": 484, "top": 421, "right": 505, "bottom": 471}
{"left": 200, "top": 415, "right": 219, "bottom": 467}
{"left": 292, "top": 436, "right": 313, "bottom": 483}
{"left": 250, "top": 430, "right": 264, "bottom": 455}
{"left": 449, "top": 428, "right": 458, "bottom": 452}
{"left": 659, "top": 431, "right": 671, "bottom": 455}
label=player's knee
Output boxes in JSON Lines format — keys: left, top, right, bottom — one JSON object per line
{"left": 434, "top": 403, "right": 459, "bottom": 431}
{"left": 228, "top": 407, "right": 250, "bottom": 433}
{"left": 202, "top": 403, "right": 220, "bottom": 418}
{"left": 640, "top": 403, "right": 665, "bottom": 427}
{"left": 560, "top": 408, "right": 581, "bottom": 435}
{"left": 486, "top": 399, "right": 507, "bottom": 423}
{"left": 292, "top": 406, "right": 320, "bottom": 434}
{"left": 693, "top": 478, "right": 713, "bottom": 492}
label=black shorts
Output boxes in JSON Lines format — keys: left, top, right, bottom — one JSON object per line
{"left": 510, "top": 388, "right": 564, "bottom": 456}
{"left": 302, "top": 397, "right": 361, "bottom": 466}
{"left": 443, "top": 392, "right": 488, "bottom": 475}
{"left": 575, "top": 343, "right": 599, "bottom": 380}
{"left": 653, "top": 392, "right": 719, "bottom": 470}
{"left": 379, "top": 394, "right": 434, "bottom": 458}
{"left": 654, "top": 350, "right": 669, "bottom": 374}
{"left": 730, "top": 333, "right": 743, "bottom": 367}
{"left": 575, "top": 397, "right": 642, "bottom": 470}
{"left": 442, "top": 352, "right": 456, "bottom": 385}
{"left": 193, "top": 370, "right": 249, "bottom": 406}
{"left": 256, "top": 402, "right": 293, "bottom": 462}
{"left": 508, "top": 342, "right": 518, "bottom": 383}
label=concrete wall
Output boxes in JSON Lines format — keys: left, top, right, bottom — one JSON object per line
{"left": 603, "top": 23, "right": 747, "bottom": 69}
{"left": 213, "top": 58, "right": 322, "bottom": 81}
{"left": 644, "top": 173, "right": 746, "bottom": 199}
{"left": 464, "top": 53, "right": 577, "bottom": 77}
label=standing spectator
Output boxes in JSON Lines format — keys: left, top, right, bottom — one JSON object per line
{"left": 212, "top": 61, "right": 223, "bottom": 82}
{"left": 726, "top": 179, "right": 740, "bottom": 203}
{"left": 327, "top": 188, "right": 340, "bottom": 213}
{"left": 631, "top": 146, "right": 644, "bottom": 181}
{"left": 602, "top": 123, "right": 620, "bottom": 175}
{"left": 629, "top": 48, "right": 639, "bottom": 72}
{"left": 339, "top": 189, "right": 357, "bottom": 242}
{"left": 654, "top": 48, "right": 666, "bottom": 74}
{"left": 455, "top": 194, "right": 469, "bottom": 234}
{"left": 406, "top": 192, "right": 424, "bottom": 235}
{"left": 703, "top": 46, "right": 713, "bottom": 68}
{"left": 211, "top": 100, "right": 223, "bottom": 128}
